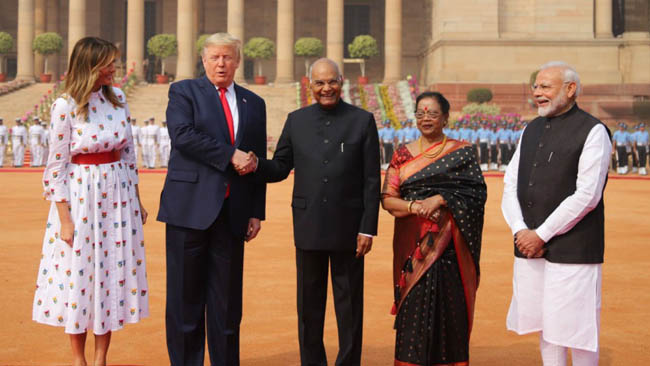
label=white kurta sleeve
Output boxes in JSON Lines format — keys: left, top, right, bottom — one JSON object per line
{"left": 534, "top": 124, "right": 612, "bottom": 242}
{"left": 501, "top": 136, "right": 528, "bottom": 235}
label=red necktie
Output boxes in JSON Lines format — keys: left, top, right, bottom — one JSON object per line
{"left": 219, "top": 87, "right": 235, "bottom": 198}
{"left": 219, "top": 87, "right": 235, "bottom": 144}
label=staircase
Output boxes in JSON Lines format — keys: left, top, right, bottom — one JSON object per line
{"left": 126, "top": 82, "right": 299, "bottom": 148}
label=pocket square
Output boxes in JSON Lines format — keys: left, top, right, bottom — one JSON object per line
{"left": 242, "top": 98, "right": 247, "bottom": 103}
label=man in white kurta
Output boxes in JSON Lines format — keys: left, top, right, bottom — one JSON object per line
{"left": 158, "top": 120, "right": 170, "bottom": 168}
{"left": 0, "top": 118, "right": 8, "bottom": 167}
{"left": 11, "top": 119, "right": 27, "bottom": 167}
{"left": 29, "top": 119, "right": 45, "bottom": 166}
{"left": 502, "top": 62, "right": 611, "bottom": 366}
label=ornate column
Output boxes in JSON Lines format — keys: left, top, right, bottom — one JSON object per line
{"left": 176, "top": 0, "right": 194, "bottom": 80}
{"left": 16, "top": 0, "right": 35, "bottom": 81}
{"left": 595, "top": 0, "right": 613, "bottom": 38}
{"left": 227, "top": 0, "right": 245, "bottom": 82}
{"left": 383, "top": 0, "right": 402, "bottom": 83}
{"left": 326, "top": 0, "right": 344, "bottom": 73}
{"left": 68, "top": 0, "right": 86, "bottom": 60}
{"left": 275, "top": 0, "right": 294, "bottom": 83}
{"left": 127, "top": 0, "right": 145, "bottom": 80}
{"left": 47, "top": 0, "right": 60, "bottom": 79}
{"left": 34, "top": 0, "right": 46, "bottom": 77}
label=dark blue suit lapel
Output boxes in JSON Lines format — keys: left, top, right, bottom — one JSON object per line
{"left": 198, "top": 76, "right": 232, "bottom": 144}
{"left": 234, "top": 84, "right": 247, "bottom": 147}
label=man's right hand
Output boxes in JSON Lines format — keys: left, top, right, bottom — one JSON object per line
{"left": 231, "top": 149, "right": 257, "bottom": 175}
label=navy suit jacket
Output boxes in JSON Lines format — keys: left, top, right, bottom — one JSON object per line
{"left": 157, "top": 76, "right": 266, "bottom": 239}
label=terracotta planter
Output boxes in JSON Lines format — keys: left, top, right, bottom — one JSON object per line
{"left": 0, "top": 73, "right": 5, "bottom": 82}
{"left": 301, "top": 75, "right": 310, "bottom": 85}
{"left": 156, "top": 74, "right": 169, "bottom": 84}
{"left": 40, "top": 73, "right": 52, "bottom": 83}
{"left": 357, "top": 76, "right": 369, "bottom": 85}
{"left": 254, "top": 75, "right": 267, "bottom": 85}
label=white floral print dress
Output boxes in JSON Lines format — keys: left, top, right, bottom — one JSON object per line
{"left": 32, "top": 87, "right": 149, "bottom": 334}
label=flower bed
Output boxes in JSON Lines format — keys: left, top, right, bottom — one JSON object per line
{"left": 0, "top": 79, "right": 35, "bottom": 96}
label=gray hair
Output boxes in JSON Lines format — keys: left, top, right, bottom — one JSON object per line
{"left": 308, "top": 58, "right": 342, "bottom": 83}
{"left": 539, "top": 61, "right": 582, "bottom": 97}
{"left": 202, "top": 32, "right": 242, "bottom": 60}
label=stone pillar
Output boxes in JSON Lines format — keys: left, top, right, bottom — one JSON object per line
{"left": 34, "top": 0, "right": 46, "bottom": 77}
{"left": 326, "top": 0, "right": 344, "bottom": 73}
{"left": 127, "top": 0, "right": 145, "bottom": 80}
{"left": 193, "top": 0, "right": 200, "bottom": 70}
{"left": 383, "top": 0, "right": 402, "bottom": 83}
{"left": 47, "top": 0, "right": 60, "bottom": 79}
{"left": 227, "top": 0, "right": 245, "bottom": 82}
{"left": 595, "top": 0, "right": 613, "bottom": 38}
{"left": 16, "top": 0, "right": 35, "bottom": 81}
{"left": 68, "top": 0, "right": 86, "bottom": 61}
{"left": 275, "top": 0, "right": 294, "bottom": 83}
{"left": 176, "top": 0, "right": 194, "bottom": 80}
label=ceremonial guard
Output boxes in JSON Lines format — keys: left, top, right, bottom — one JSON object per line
{"left": 11, "top": 118, "right": 27, "bottom": 167}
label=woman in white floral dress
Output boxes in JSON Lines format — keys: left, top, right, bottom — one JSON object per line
{"left": 32, "top": 37, "right": 149, "bottom": 366}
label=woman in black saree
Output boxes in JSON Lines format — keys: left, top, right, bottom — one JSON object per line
{"left": 381, "top": 92, "right": 487, "bottom": 366}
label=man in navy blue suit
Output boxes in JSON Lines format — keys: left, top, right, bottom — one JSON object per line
{"left": 157, "top": 33, "right": 266, "bottom": 366}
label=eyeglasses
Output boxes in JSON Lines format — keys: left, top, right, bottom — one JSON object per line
{"left": 414, "top": 110, "right": 442, "bottom": 120}
{"left": 531, "top": 81, "right": 571, "bottom": 92}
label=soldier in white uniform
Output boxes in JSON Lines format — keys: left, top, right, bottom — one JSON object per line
{"left": 11, "top": 118, "right": 27, "bottom": 167}
{"left": 41, "top": 121, "right": 49, "bottom": 164}
{"left": 142, "top": 117, "right": 159, "bottom": 168}
{"left": 28, "top": 118, "right": 45, "bottom": 166}
{"left": 0, "top": 118, "right": 8, "bottom": 167}
{"left": 158, "top": 120, "right": 170, "bottom": 168}
{"left": 140, "top": 118, "right": 150, "bottom": 167}
{"left": 130, "top": 118, "right": 141, "bottom": 167}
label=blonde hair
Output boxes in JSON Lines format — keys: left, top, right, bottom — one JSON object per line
{"left": 201, "top": 32, "right": 241, "bottom": 61}
{"left": 64, "top": 37, "right": 123, "bottom": 119}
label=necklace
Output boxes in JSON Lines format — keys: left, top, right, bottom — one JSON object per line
{"left": 419, "top": 135, "right": 447, "bottom": 158}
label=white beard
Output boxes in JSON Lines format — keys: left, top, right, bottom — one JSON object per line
{"left": 537, "top": 91, "right": 569, "bottom": 117}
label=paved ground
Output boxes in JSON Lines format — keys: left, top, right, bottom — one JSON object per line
{"left": 0, "top": 170, "right": 648, "bottom": 365}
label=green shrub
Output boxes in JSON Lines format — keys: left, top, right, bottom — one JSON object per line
{"left": 196, "top": 34, "right": 210, "bottom": 55}
{"left": 294, "top": 37, "right": 324, "bottom": 76}
{"left": 461, "top": 103, "right": 501, "bottom": 115}
{"left": 0, "top": 32, "right": 14, "bottom": 74}
{"left": 348, "top": 35, "right": 379, "bottom": 77}
{"left": 147, "top": 34, "right": 178, "bottom": 75}
{"left": 466, "top": 88, "right": 493, "bottom": 104}
{"left": 243, "top": 37, "right": 275, "bottom": 76}
{"left": 32, "top": 32, "right": 63, "bottom": 74}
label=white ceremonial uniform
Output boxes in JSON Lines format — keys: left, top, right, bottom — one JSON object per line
{"left": 142, "top": 124, "right": 159, "bottom": 168}
{"left": 158, "top": 125, "right": 170, "bottom": 167}
{"left": 0, "top": 124, "right": 8, "bottom": 167}
{"left": 29, "top": 123, "right": 45, "bottom": 166}
{"left": 502, "top": 124, "right": 611, "bottom": 355}
{"left": 131, "top": 125, "right": 141, "bottom": 167}
{"left": 42, "top": 124, "right": 50, "bottom": 164}
{"left": 11, "top": 124, "right": 27, "bottom": 167}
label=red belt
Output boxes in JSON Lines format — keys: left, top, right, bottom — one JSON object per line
{"left": 71, "top": 150, "right": 120, "bottom": 165}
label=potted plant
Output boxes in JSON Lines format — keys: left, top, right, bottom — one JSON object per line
{"left": 243, "top": 37, "right": 275, "bottom": 85}
{"left": 294, "top": 37, "right": 324, "bottom": 84}
{"left": 147, "top": 34, "right": 178, "bottom": 84}
{"left": 0, "top": 32, "right": 13, "bottom": 82}
{"left": 348, "top": 35, "right": 379, "bottom": 85}
{"left": 32, "top": 32, "right": 63, "bottom": 83}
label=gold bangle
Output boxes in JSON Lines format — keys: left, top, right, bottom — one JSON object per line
{"left": 407, "top": 200, "right": 415, "bottom": 213}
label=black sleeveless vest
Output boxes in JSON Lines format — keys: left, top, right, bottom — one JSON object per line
{"left": 516, "top": 104, "right": 610, "bottom": 264}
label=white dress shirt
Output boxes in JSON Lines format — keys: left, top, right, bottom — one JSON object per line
{"left": 214, "top": 82, "right": 240, "bottom": 138}
{"left": 501, "top": 123, "right": 612, "bottom": 243}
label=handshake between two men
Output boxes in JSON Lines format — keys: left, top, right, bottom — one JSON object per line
{"left": 231, "top": 149, "right": 259, "bottom": 175}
